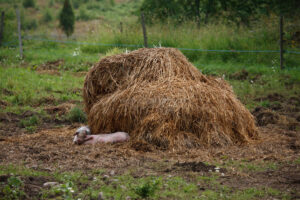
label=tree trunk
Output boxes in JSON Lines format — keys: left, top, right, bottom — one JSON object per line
{"left": 0, "top": 12, "right": 4, "bottom": 46}
{"left": 195, "top": 0, "right": 200, "bottom": 28}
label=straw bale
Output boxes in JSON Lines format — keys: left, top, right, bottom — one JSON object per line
{"left": 83, "top": 48, "right": 258, "bottom": 149}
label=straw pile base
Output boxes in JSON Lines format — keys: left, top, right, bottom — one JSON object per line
{"left": 83, "top": 48, "right": 258, "bottom": 150}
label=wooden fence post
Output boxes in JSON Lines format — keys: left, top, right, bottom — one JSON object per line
{"left": 141, "top": 12, "right": 148, "bottom": 48}
{"left": 16, "top": 8, "right": 23, "bottom": 59}
{"left": 120, "top": 22, "right": 123, "bottom": 33}
{"left": 279, "top": 15, "right": 284, "bottom": 69}
{"left": 0, "top": 12, "right": 4, "bottom": 46}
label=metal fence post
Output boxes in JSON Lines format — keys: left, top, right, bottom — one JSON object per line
{"left": 120, "top": 22, "right": 123, "bottom": 33}
{"left": 0, "top": 12, "right": 4, "bottom": 46}
{"left": 280, "top": 15, "right": 284, "bottom": 69}
{"left": 141, "top": 12, "right": 148, "bottom": 48}
{"left": 16, "top": 8, "right": 23, "bottom": 59}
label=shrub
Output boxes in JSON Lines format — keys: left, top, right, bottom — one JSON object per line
{"left": 67, "top": 107, "right": 87, "bottom": 123}
{"left": 59, "top": 0, "right": 75, "bottom": 37}
{"left": 77, "top": 8, "right": 92, "bottom": 21}
{"left": 86, "top": 3, "right": 100, "bottom": 10}
{"left": 20, "top": 115, "right": 39, "bottom": 128}
{"left": 23, "top": 0, "right": 35, "bottom": 8}
{"left": 42, "top": 9, "right": 53, "bottom": 23}
{"left": 2, "top": 176, "right": 25, "bottom": 199}
{"left": 134, "top": 178, "right": 160, "bottom": 198}
{"left": 23, "top": 19, "right": 38, "bottom": 30}
{"left": 49, "top": 0, "right": 54, "bottom": 7}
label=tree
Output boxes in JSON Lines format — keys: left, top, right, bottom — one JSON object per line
{"left": 59, "top": 0, "right": 75, "bottom": 37}
{"left": 140, "top": 0, "right": 300, "bottom": 26}
{"left": 23, "top": 0, "right": 35, "bottom": 8}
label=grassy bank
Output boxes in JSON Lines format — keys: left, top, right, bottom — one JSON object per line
{"left": 0, "top": 165, "right": 292, "bottom": 200}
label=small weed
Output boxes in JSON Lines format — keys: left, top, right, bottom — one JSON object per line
{"left": 20, "top": 115, "right": 39, "bottom": 128}
{"left": 295, "top": 157, "right": 300, "bottom": 164}
{"left": 42, "top": 9, "right": 53, "bottom": 23}
{"left": 201, "top": 189, "right": 220, "bottom": 199}
{"left": 134, "top": 178, "right": 161, "bottom": 199}
{"left": 67, "top": 107, "right": 87, "bottom": 123}
{"left": 260, "top": 100, "right": 271, "bottom": 108}
{"left": 1, "top": 176, "right": 25, "bottom": 200}
{"left": 104, "top": 47, "right": 125, "bottom": 57}
{"left": 25, "top": 125, "right": 37, "bottom": 132}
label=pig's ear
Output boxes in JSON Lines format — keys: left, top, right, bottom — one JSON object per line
{"left": 74, "top": 131, "right": 79, "bottom": 136}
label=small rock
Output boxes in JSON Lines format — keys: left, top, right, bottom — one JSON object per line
{"left": 120, "top": 185, "right": 127, "bottom": 190}
{"left": 43, "top": 182, "right": 58, "bottom": 187}
{"left": 102, "top": 175, "right": 109, "bottom": 180}
{"left": 98, "top": 192, "right": 104, "bottom": 200}
{"left": 110, "top": 170, "right": 115, "bottom": 176}
{"left": 31, "top": 164, "right": 38, "bottom": 169}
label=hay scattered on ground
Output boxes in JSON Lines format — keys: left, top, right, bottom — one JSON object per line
{"left": 83, "top": 48, "right": 258, "bottom": 149}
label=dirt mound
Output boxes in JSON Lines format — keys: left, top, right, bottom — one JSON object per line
{"left": 35, "top": 59, "right": 64, "bottom": 76}
{"left": 229, "top": 69, "right": 249, "bottom": 80}
{"left": 38, "top": 59, "right": 64, "bottom": 70}
{"left": 0, "top": 100, "right": 8, "bottom": 109}
{"left": 252, "top": 107, "right": 287, "bottom": 126}
{"left": 44, "top": 103, "right": 76, "bottom": 115}
{"left": 171, "top": 161, "right": 226, "bottom": 173}
{"left": 83, "top": 48, "right": 258, "bottom": 149}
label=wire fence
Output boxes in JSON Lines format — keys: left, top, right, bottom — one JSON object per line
{"left": 3, "top": 35, "right": 300, "bottom": 54}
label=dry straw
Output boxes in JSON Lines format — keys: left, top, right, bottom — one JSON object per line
{"left": 83, "top": 48, "right": 258, "bottom": 150}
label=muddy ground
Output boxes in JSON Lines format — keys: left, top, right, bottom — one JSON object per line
{"left": 0, "top": 93, "right": 299, "bottom": 199}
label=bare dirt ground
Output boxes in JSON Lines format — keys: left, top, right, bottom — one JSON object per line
{"left": 0, "top": 93, "right": 300, "bottom": 199}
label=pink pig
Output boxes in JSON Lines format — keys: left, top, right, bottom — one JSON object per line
{"left": 73, "top": 126, "right": 129, "bottom": 145}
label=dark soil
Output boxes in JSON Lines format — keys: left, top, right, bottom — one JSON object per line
{"left": 169, "top": 161, "right": 226, "bottom": 173}
{"left": 38, "top": 59, "right": 64, "bottom": 70}
{"left": 229, "top": 69, "right": 249, "bottom": 80}
{"left": 253, "top": 93, "right": 300, "bottom": 129}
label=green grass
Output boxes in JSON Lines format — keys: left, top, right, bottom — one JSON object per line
{"left": 0, "top": 165, "right": 292, "bottom": 200}
{"left": 195, "top": 62, "right": 300, "bottom": 110}
{"left": 0, "top": 67, "right": 84, "bottom": 114}
{"left": 67, "top": 106, "right": 87, "bottom": 123}
{"left": 216, "top": 158, "right": 279, "bottom": 173}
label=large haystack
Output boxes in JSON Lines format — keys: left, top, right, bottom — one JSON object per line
{"left": 83, "top": 48, "right": 258, "bottom": 149}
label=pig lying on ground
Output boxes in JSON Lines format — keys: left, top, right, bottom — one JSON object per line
{"left": 73, "top": 126, "right": 129, "bottom": 145}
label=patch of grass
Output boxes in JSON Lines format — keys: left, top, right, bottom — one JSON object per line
{"left": 219, "top": 159, "right": 279, "bottom": 173}
{"left": 260, "top": 100, "right": 271, "bottom": 108}
{"left": 0, "top": 165, "right": 293, "bottom": 200}
{"left": 67, "top": 106, "right": 87, "bottom": 123}
{"left": 196, "top": 63, "right": 300, "bottom": 110}
{"left": 42, "top": 9, "right": 53, "bottom": 23}
{"left": 19, "top": 115, "right": 39, "bottom": 132}
{"left": 134, "top": 177, "right": 161, "bottom": 198}
{"left": 1, "top": 176, "right": 25, "bottom": 200}
{"left": 0, "top": 67, "right": 84, "bottom": 114}
{"left": 295, "top": 157, "right": 300, "bottom": 164}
